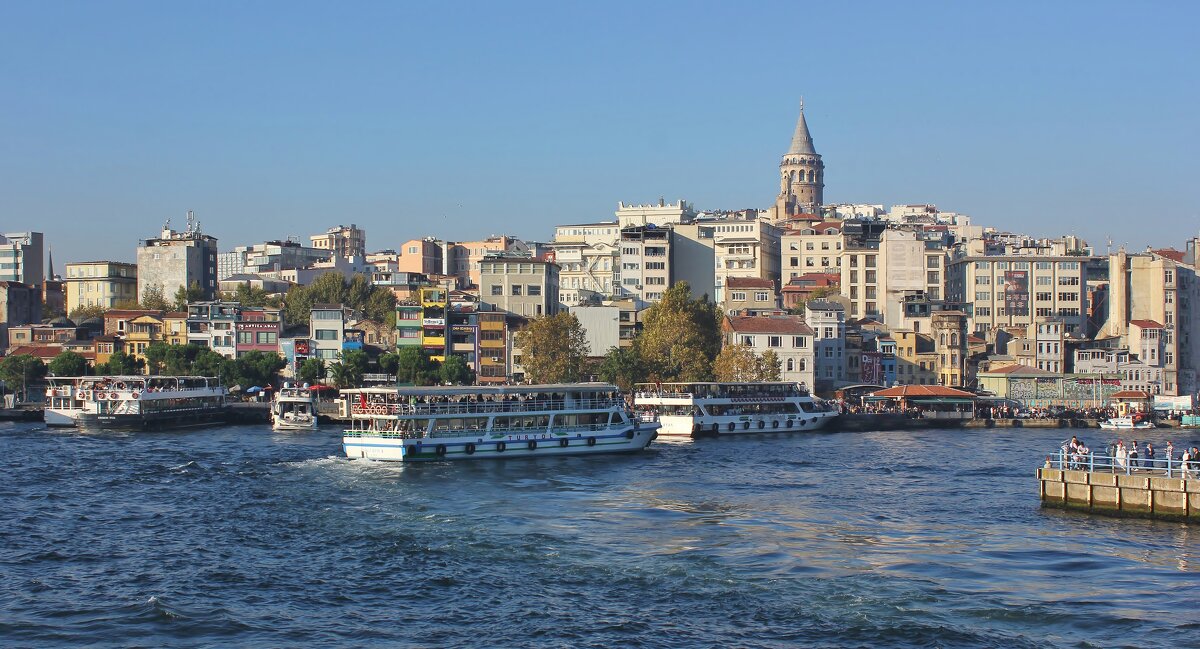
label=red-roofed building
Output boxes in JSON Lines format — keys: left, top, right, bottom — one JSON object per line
{"left": 723, "top": 277, "right": 780, "bottom": 315}
{"left": 865, "top": 384, "right": 975, "bottom": 419}
{"left": 781, "top": 272, "right": 840, "bottom": 309}
{"left": 723, "top": 314, "right": 815, "bottom": 387}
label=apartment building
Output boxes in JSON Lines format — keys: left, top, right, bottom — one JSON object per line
{"left": 479, "top": 257, "right": 560, "bottom": 319}
{"left": 946, "top": 254, "right": 1091, "bottom": 340}
{"left": 64, "top": 261, "right": 137, "bottom": 312}
{"left": 722, "top": 315, "right": 815, "bottom": 388}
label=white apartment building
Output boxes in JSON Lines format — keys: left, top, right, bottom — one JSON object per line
{"left": 723, "top": 314, "right": 815, "bottom": 388}
{"left": 946, "top": 254, "right": 1091, "bottom": 340}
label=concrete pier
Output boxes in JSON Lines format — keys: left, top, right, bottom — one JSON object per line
{"left": 1038, "top": 467, "right": 1200, "bottom": 522}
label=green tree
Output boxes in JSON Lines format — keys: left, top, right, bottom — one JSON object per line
{"left": 365, "top": 287, "right": 398, "bottom": 328}
{"left": 638, "top": 282, "right": 721, "bottom": 382}
{"left": 191, "top": 349, "right": 228, "bottom": 380}
{"left": 787, "top": 286, "right": 841, "bottom": 315}
{"left": 0, "top": 355, "right": 48, "bottom": 396}
{"left": 298, "top": 358, "right": 326, "bottom": 385}
{"left": 394, "top": 347, "right": 440, "bottom": 386}
{"left": 140, "top": 284, "right": 171, "bottom": 312}
{"left": 143, "top": 342, "right": 170, "bottom": 375}
{"left": 222, "top": 282, "right": 282, "bottom": 308}
{"left": 173, "top": 281, "right": 206, "bottom": 310}
{"left": 439, "top": 354, "right": 473, "bottom": 385}
{"left": 102, "top": 350, "right": 142, "bottom": 375}
{"left": 596, "top": 346, "right": 644, "bottom": 391}
{"left": 68, "top": 304, "right": 108, "bottom": 321}
{"left": 341, "top": 349, "right": 370, "bottom": 379}
{"left": 47, "top": 351, "right": 89, "bottom": 377}
{"left": 377, "top": 351, "right": 399, "bottom": 375}
{"left": 326, "top": 361, "right": 362, "bottom": 389}
{"left": 232, "top": 351, "right": 286, "bottom": 388}
{"left": 514, "top": 312, "right": 590, "bottom": 383}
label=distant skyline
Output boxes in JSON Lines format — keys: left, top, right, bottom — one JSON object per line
{"left": 2, "top": 2, "right": 1197, "bottom": 264}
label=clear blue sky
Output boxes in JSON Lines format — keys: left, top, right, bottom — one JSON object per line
{"left": 2, "top": 1, "right": 1197, "bottom": 264}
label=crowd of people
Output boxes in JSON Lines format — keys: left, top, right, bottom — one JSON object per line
{"left": 980, "top": 405, "right": 1117, "bottom": 420}
{"left": 1051, "top": 435, "right": 1200, "bottom": 477}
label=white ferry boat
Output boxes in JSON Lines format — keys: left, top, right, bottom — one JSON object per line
{"left": 44, "top": 376, "right": 87, "bottom": 427}
{"left": 69, "top": 375, "right": 229, "bottom": 431}
{"left": 271, "top": 383, "right": 319, "bottom": 431}
{"left": 1099, "top": 415, "right": 1154, "bottom": 430}
{"left": 633, "top": 381, "right": 839, "bottom": 441}
{"left": 341, "top": 383, "right": 658, "bottom": 462}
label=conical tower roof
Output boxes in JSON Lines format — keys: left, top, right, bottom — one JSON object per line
{"left": 787, "top": 104, "right": 817, "bottom": 155}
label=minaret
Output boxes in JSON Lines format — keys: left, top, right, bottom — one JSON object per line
{"left": 46, "top": 245, "right": 55, "bottom": 280}
{"left": 774, "top": 100, "right": 825, "bottom": 218}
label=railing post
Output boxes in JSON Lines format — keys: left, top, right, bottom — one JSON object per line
{"left": 1058, "top": 448, "right": 1065, "bottom": 470}
{"left": 1089, "top": 452, "right": 1094, "bottom": 472}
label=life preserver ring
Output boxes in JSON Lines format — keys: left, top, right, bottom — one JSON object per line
{"left": 727, "top": 422, "right": 735, "bottom": 432}
{"left": 786, "top": 420, "right": 793, "bottom": 429}
{"left": 406, "top": 445, "right": 420, "bottom": 457}
{"left": 586, "top": 436, "right": 597, "bottom": 447}
{"left": 116, "top": 382, "right": 127, "bottom": 391}
{"left": 625, "top": 429, "right": 635, "bottom": 440}
{"left": 435, "top": 444, "right": 447, "bottom": 457}
{"left": 711, "top": 423, "right": 719, "bottom": 433}
{"left": 559, "top": 438, "right": 569, "bottom": 448}
{"left": 772, "top": 420, "right": 779, "bottom": 429}
{"left": 743, "top": 421, "right": 750, "bottom": 430}
{"left": 132, "top": 392, "right": 140, "bottom": 399}
{"left": 528, "top": 440, "right": 538, "bottom": 451}
{"left": 496, "top": 441, "right": 507, "bottom": 452}
{"left": 758, "top": 420, "right": 766, "bottom": 430}
{"left": 465, "top": 443, "right": 476, "bottom": 455}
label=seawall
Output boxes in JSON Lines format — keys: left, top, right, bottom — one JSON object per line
{"left": 1038, "top": 467, "right": 1200, "bottom": 522}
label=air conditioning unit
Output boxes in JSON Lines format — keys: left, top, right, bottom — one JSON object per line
{"left": 491, "top": 356, "right": 501, "bottom": 362}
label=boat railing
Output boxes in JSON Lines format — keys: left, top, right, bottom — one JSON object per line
{"left": 633, "top": 391, "right": 694, "bottom": 400}
{"left": 349, "top": 397, "right": 623, "bottom": 417}
{"left": 1050, "top": 448, "right": 1200, "bottom": 478}
{"left": 345, "top": 421, "right": 620, "bottom": 439}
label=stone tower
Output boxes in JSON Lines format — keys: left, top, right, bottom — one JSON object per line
{"left": 774, "top": 102, "right": 825, "bottom": 218}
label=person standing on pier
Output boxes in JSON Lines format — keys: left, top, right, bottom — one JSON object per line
{"left": 1129, "top": 441, "right": 1140, "bottom": 469}
{"left": 1145, "top": 443, "right": 1156, "bottom": 470}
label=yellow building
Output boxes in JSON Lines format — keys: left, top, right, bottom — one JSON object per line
{"left": 64, "top": 261, "right": 137, "bottom": 313}
{"left": 163, "top": 311, "right": 188, "bottom": 346}
{"left": 124, "top": 314, "right": 165, "bottom": 372}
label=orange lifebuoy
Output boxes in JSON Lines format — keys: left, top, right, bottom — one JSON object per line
{"left": 132, "top": 392, "right": 140, "bottom": 399}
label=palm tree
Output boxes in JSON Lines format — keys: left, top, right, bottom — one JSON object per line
{"left": 327, "top": 362, "right": 351, "bottom": 389}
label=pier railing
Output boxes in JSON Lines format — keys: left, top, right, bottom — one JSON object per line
{"left": 1052, "top": 448, "right": 1199, "bottom": 478}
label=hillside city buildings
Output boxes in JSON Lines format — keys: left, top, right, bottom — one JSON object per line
{"left": 5, "top": 100, "right": 1199, "bottom": 410}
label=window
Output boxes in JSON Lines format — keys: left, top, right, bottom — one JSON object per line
{"left": 824, "top": 327, "right": 834, "bottom": 338}
{"left": 805, "top": 242, "right": 814, "bottom": 251}
{"left": 768, "top": 336, "right": 782, "bottom": 347}
{"left": 865, "top": 270, "right": 877, "bottom": 284}
{"left": 927, "top": 271, "right": 940, "bottom": 284}
{"left": 865, "top": 255, "right": 877, "bottom": 268}
{"left": 528, "top": 285, "right": 542, "bottom": 296}
{"left": 793, "top": 336, "right": 807, "bottom": 348}
{"left": 315, "top": 329, "right": 338, "bottom": 340}
{"left": 491, "top": 285, "right": 502, "bottom": 296}
{"left": 927, "top": 256, "right": 940, "bottom": 268}
{"left": 1036, "top": 276, "right": 1052, "bottom": 286}
{"left": 755, "top": 292, "right": 770, "bottom": 302}
{"left": 1058, "top": 292, "right": 1078, "bottom": 302}
{"left": 1165, "top": 270, "right": 1174, "bottom": 284}
{"left": 790, "top": 257, "right": 799, "bottom": 268}
{"left": 1036, "top": 292, "right": 1052, "bottom": 301}
{"left": 1058, "top": 276, "right": 1079, "bottom": 286}
{"left": 976, "top": 291, "right": 991, "bottom": 301}
{"left": 511, "top": 285, "right": 522, "bottom": 295}
{"left": 646, "top": 277, "right": 666, "bottom": 285}
{"left": 975, "top": 276, "right": 991, "bottom": 285}
{"left": 257, "top": 332, "right": 277, "bottom": 344}
{"left": 740, "top": 335, "right": 753, "bottom": 346}
{"left": 976, "top": 307, "right": 991, "bottom": 317}
{"left": 238, "top": 331, "right": 253, "bottom": 344}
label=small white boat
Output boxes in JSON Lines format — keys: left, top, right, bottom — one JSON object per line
{"left": 271, "top": 383, "right": 319, "bottom": 431}
{"left": 1099, "top": 416, "right": 1154, "bottom": 430}
{"left": 633, "top": 381, "right": 840, "bottom": 441}
{"left": 341, "top": 383, "right": 657, "bottom": 462}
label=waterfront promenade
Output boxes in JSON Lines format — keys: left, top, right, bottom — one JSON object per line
{"left": 1039, "top": 451, "right": 1200, "bottom": 521}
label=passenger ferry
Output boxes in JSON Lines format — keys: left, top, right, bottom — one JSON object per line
{"left": 66, "top": 375, "right": 229, "bottom": 431}
{"left": 271, "top": 383, "right": 319, "bottom": 431}
{"left": 633, "top": 382, "right": 839, "bottom": 440}
{"left": 341, "top": 383, "right": 657, "bottom": 462}
{"left": 44, "top": 376, "right": 87, "bottom": 427}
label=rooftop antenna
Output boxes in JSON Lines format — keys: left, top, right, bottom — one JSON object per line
{"left": 186, "top": 210, "right": 195, "bottom": 234}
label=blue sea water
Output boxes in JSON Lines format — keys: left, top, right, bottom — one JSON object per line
{"left": 1, "top": 421, "right": 1198, "bottom": 648}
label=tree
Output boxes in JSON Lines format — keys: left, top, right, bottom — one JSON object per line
{"left": 48, "top": 351, "right": 89, "bottom": 377}
{"left": 394, "top": 347, "right": 440, "bottom": 386}
{"left": 140, "top": 284, "right": 171, "bottom": 312}
{"left": 68, "top": 304, "right": 108, "bottom": 322}
{"left": 298, "top": 358, "right": 326, "bottom": 385}
{"left": 102, "top": 350, "right": 142, "bottom": 375}
{"left": 596, "top": 346, "right": 644, "bottom": 391}
{"left": 173, "top": 281, "right": 206, "bottom": 310}
{"left": 326, "top": 362, "right": 361, "bottom": 389}
{"left": 377, "top": 351, "right": 399, "bottom": 375}
{"left": 713, "top": 344, "right": 783, "bottom": 382}
{"left": 0, "top": 355, "right": 47, "bottom": 397}
{"left": 191, "top": 349, "right": 228, "bottom": 380}
{"left": 638, "top": 282, "right": 722, "bottom": 382}
{"left": 514, "top": 312, "right": 590, "bottom": 383}
{"left": 341, "top": 350, "right": 370, "bottom": 379}
{"left": 365, "top": 287, "right": 398, "bottom": 328}
{"left": 787, "top": 286, "right": 841, "bottom": 315}
{"left": 439, "top": 354, "right": 473, "bottom": 385}
{"left": 232, "top": 351, "right": 286, "bottom": 388}
{"left": 143, "top": 342, "right": 171, "bottom": 375}
{"left": 222, "top": 282, "right": 282, "bottom": 308}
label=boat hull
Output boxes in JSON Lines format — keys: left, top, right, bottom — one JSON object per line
{"left": 44, "top": 410, "right": 81, "bottom": 427}
{"left": 272, "top": 417, "right": 318, "bottom": 431}
{"left": 656, "top": 411, "right": 839, "bottom": 440}
{"left": 343, "top": 424, "right": 658, "bottom": 462}
{"left": 76, "top": 407, "right": 231, "bottom": 432}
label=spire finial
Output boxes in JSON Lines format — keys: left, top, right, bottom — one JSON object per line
{"left": 799, "top": 96, "right": 804, "bottom": 112}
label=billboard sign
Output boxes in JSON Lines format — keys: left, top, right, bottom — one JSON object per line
{"left": 1003, "top": 270, "right": 1029, "bottom": 317}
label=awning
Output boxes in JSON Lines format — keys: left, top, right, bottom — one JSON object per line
{"left": 911, "top": 398, "right": 975, "bottom": 404}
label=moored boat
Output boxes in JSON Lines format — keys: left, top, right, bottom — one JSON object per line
{"left": 73, "top": 375, "right": 229, "bottom": 431}
{"left": 271, "top": 383, "right": 319, "bottom": 431}
{"left": 633, "top": 381, "right": 839, "bottom": 441}
{"left": 1098, "top": 415, "right": 1154, "bottom": 430}
{"left": 341, "top": 383, "right": 657, "bottom": 462}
